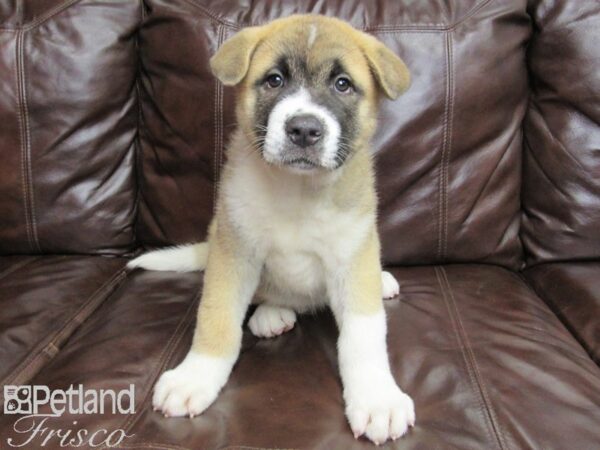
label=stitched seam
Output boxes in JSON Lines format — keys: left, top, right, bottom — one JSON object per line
{"left": 217, "top": 25, "right": 224, "bottom": 189}
{"left": 15, "top": 0, "right": 23, "bottom": 25}
{"left": 117, "top": 313, "right": 196, "bottom": 433}
{"left": 133, "top": 81, "right": 142, "bottom": 249}
{"left": 116, "top": 444, "right": 193, "bottom": 450}
{"left": 132, "top": 0, "right": 145, "bottom": 251}
{"left": 182, "top": 0, "right": 493, "bottom": 32}
{"left": 116, "top": 442, "right": 298, "bottom": 450}
{"left": 440, "top": 32, "right": 449, "bottom": 259}
{"left": 104, "top": 297, "right": 199, "bottom": 445}
{"left": 517, "top": 270, "right": 599, "bottom": 364}
{"left": 43, "top": 342, "right": 60, "bottom": 357}
{"left": 212, "top": 24, "right": 225, "bottom": 211}
{"left": 0, "top": 267, "right": 127, "bottom": 392}
{"left": 15, "top": 30, "right": 34, "bottom": 251}
{"left": 182, "top": 0, "right": 239, "bottom": 29}
{"left": 0, "top": 0, "right": 82, "bottom": 31}
{"left": 19, "top": 29, "right": 41, "bottom": 252}
{"left": 212, "top": 26, "right": 218, "bottom": 208}
{"left": 437, "top": 32, "right": 448, "bottom": 260}
{"left": 48, "top": 269, "right": 128, "bottom": 348}
{"left": 441, "top": 267, "right": 509, "bottom": 449}
{"left": 0, "top": 0, "right": 496, "bottom": 33}
{"left": 0, "top": 257, "right": 37, "bottom": 282}
{"left": 218, "top": 40, "right": 225, "bottom": 187}
{"left": 368, "top": 23, "right": 447, "bottom": 31}
{"left": 449, "top": 0, "right": 495, "bottom": 31}
{"left": 15, "top": 30, "right": 32, "bottom": 248}
{"left": 434, "top": 267, "right": 497, "bottom": 448}
{"left": 444, "top": 32, "right": 454, "bottom": 258}
{"left": 216, "top": 24, "right": 224, "bottom": 203}
{"left": 221, "top": 447, "right": 298, "bottom": 450}
{"left": 437, "top": 31, "right": 455, "bottom": 260}
{"left": 102, "top": 290, "right": 202, "bottom": 448}
{"left": 366, "top": 0, "right": 495, "bottom": 32}
{"left": 217, "top": 25, "right": 226, "bottom": 201}
{"left": 0, "top": 268, "right": 126, "bottom": 389}
{"left": 436, "top": 267, "right": 507, "bottom": 450}
{"left": 373, "top": 29, "right": 448, "bottom": 35}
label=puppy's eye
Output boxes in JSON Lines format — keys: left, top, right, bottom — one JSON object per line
{"left": 265, "top": 73, "right": 284, "bottom": 88}
{"left": 334, "top": 76, "right": 353, "bottom": 93}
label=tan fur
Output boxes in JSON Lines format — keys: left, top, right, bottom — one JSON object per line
{"left": 192, "top": 14, "right": 411, "bottom": 357}
{"left": 192, "top": 219, "right": 239, "bottom": 356}
{"left": 211, "top": 15, "right": 410, "bottom": 99}
{"left": 142, "top": 16, "right": 415, "bottom": 440}
{"left": 347, "top": 229, "right": 384, "bottom": 315}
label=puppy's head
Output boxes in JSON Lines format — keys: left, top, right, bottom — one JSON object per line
{"left": 210, "top": 15, "right": 410, "bottom": 174}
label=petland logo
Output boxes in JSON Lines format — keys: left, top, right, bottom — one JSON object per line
{"left": 4, "top": 384, "right": 135, "bottom": 448}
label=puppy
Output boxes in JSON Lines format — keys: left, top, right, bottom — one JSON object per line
{"left": 128, "top": 14, "right": 414, "bottom": 444}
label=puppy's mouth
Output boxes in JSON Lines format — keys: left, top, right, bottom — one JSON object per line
{"left": 283, "top": 157, "right": 319, "bottom": 170}
{"left": 255, "top": 129, "right": 325, "bottom": 171}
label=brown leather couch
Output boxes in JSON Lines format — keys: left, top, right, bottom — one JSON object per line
{"left": 1, "top": 1, "right": 599, "bottom": 449}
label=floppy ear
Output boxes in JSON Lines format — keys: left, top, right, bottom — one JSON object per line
{"left": 209, "top": 26, "right": 265, "bottom": 86}
{"left": 358, "top": 33, "right": 411, "bottom": 100}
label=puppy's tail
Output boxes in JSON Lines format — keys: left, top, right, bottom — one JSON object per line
{"left": 127, "top": 242, "right": 209, "bottom": 272}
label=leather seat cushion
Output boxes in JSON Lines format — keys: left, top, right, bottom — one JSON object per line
{"left": 0, "top": 256, "right": 125, "bottom": 392}
{"left": 2, "top": 264, "right": 599, "bottom": 449}
{"left": 525, "top": 262, "right": 600, "bottom": 365}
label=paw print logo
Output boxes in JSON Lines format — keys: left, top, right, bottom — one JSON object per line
{"left": 4, "top": 385, "right": 32, "bottom": 414}
{"left": 6, "top": 399, "right": 18, "bottom": 412}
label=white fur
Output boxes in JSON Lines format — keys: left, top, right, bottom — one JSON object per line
{"left": 263, "top": 89, "right": 341, "bottom": 169}
{"left": 248, "top": 304, "right": 297, "bottom": 338}
{"left": 134, "top": 120, "right": 409, "bottom": 444}
{"left": 337, "top": 309, "right": 415, "bottom": 444}
{"left": 222, "top": 139, "right": 372, "bottom": 314}
{"left": 381, "top": 271, "right": 400, "bottom": 299}
{"left": 225, "top": 144, "right": 414, "bottom": 444}
{"left": 152, "top": 351, "right": 235, "bottom": 417}
{"left": 127, "top": 243, "right": 208, "bottom": 272}
{"left": 131, "top": 240, "right": 400, "bottom": 307}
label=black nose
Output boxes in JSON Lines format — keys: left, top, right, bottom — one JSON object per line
{"left": 285, "top": 115, "right": 324, "bottom": 148}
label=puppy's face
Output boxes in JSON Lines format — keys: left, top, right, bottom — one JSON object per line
{"left": 251, "top": 46, "right": 360, "bottom": 172}
{"left": 210, "top": 15, "right": 410, "bottom": 174}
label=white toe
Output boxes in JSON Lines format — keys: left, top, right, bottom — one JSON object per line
{"left": 381, "top": 271, "right": 400, "bottom": 299}
{"left": 152, "top": 352, "right": 233, "bottom": 418}
{"left": 366, "top": 411, "right": 390, "bottom": 445}
{"left": 345, "top": 379, "right": 415, "bottom": 444}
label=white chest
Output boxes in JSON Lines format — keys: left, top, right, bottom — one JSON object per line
{"left": 223, "top": 159, "right": 370, "bottom": 300}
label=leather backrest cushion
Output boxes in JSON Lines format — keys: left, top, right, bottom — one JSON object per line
{"left": 0, "top": 0, "right": 140, "bottom": 255}
{"left": 522, "top": 1, "right": 600, "bottom": 266}
{"left": 139, "top": 0, "right": 529, "bottom": 269}
{"left": 136, "top": 0, "right": 221, "bottom": 247}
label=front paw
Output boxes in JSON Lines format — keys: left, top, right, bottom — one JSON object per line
{"left": 345, "top": 381, "right": 415, "bottom": 445}
{"left": 152, "top": 352, "right": 232, "bottom": 418}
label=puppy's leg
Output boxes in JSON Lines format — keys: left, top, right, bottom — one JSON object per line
{"left": 329, "top": 230, "right": 415, "bottom": 445}
{"left": 152, "top": 225, "right": 261, "bottom": 418}
{"left": 248, "top": 304, "right": 297, "bottom": 338}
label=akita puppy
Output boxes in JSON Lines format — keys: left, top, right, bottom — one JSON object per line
{"left": 128, "top": 14, "right": 414, "bottom": 444}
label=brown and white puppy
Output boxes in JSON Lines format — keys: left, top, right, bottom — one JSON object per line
{"left": 128, "top": 14, "right": 414, "bottom": 444}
